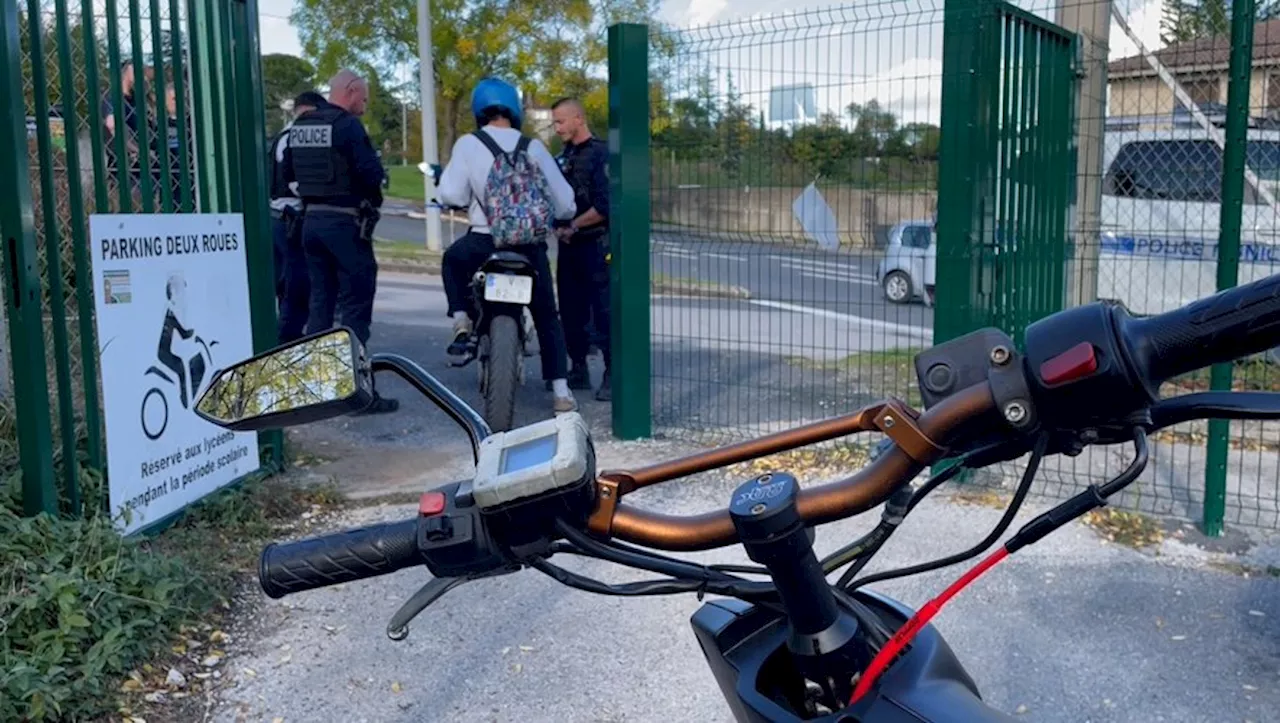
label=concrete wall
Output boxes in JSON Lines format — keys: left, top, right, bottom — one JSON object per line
{"left": 650, "top": 186, "right": 937, "bottom": 248}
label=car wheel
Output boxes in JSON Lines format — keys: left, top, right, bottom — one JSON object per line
{"left": 883, "top": 271, "right": 913, "bottom": 304}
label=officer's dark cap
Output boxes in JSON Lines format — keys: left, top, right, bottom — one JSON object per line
{"left": 293, "top": 91, "right": 327, "bottom": 108}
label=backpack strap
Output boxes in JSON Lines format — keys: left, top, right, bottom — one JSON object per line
{"left": 515, "top": 135, "right": 532, "bottom": 156}
{"left": 471, "top": 129, "right": 507, "bottom": 160}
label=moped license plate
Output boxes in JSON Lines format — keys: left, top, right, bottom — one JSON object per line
{"left": 484, "top": 273, "right": 533, "bottom": 304}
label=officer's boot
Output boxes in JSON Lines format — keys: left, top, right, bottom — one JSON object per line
{"left": 566, "top": 363, "right": 591, "bottom": 391}
{"left": 594, "top": 367, "right": 612, "bottom": 403}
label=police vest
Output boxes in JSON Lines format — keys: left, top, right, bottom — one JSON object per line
{"left": 558, "top": 138, "right": 608, "bottom": 237}
{"left": 287, "top": 106, "right": 354, "bottom": 200}
{"left": 268, "top": 129, "right": 291, "bottom": 200}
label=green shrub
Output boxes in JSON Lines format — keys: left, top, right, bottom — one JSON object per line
{"left": 0, "top": 398, "right": 337, "bottom": 721}
{"left": 0, "top": 507, "right": 217, "bottom": 721}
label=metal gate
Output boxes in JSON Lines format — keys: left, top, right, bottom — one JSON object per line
{"left": 1, "top": 0, "right": 280, "bottom": 517}
{"left": 935, "top": 0, "right": 1080, "bottom": 347}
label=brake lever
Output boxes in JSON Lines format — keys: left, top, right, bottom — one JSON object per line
{"left": 387, "top": 577, "right": 469, "bottom": 640}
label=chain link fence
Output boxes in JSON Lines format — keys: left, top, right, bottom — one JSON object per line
{"left": 616, "top": 0, "right": 1280, "bottom": 532}
{"left": 646, "top": 3, "right": 941, "bottom": 445}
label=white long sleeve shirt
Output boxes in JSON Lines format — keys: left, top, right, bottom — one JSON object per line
{"left": 269, "top": 120, "right": 302, "bottom": 212}
{"left": 438, "top": 125, "right": 575, "bottom": 233}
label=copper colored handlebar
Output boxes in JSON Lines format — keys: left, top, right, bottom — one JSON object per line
{"left": 589, "top": 383, "right": 997, "bottom": 551}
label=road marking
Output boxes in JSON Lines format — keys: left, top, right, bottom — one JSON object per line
{"left": 748, "top": 299, "right": 932, "bottom": 340}
{"left": 703, "top": 252, "right": 746, "bottom": 262}
{"left": 777, "top": 258, "right": 872, "bottom": 279}
{"left": 770, "top": 254, "right": 866, "bottom": 271}
{"left": 798, "top": 270, "right": 875, "bottom": 286}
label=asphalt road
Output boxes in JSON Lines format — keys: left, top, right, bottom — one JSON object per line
{"left": 371, "top": 216, "right": 936, "bottom": 336}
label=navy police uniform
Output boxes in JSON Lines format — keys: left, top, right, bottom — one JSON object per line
{"left": 287, "top": 100, "right": 385, "bottom": 345}
{"left": 268, "top": 125, "right": 310, "bottom": 343}
{"left": 554, "top": 136, "right": 611, "bottom": 376}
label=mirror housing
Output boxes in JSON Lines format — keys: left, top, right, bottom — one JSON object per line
{"left": 195, "top": 327, "right": 374, "bottom": 431}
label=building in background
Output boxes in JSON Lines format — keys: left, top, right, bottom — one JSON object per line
{"left": 1108, "top": 18, "right": 1280, "bottom": 120}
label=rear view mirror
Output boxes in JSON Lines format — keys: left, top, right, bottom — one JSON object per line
{"left": 195, "top": 328, "right": 374, "bottom": 431}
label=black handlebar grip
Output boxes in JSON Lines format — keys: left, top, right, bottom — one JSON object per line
{"left": 1121, "top": 273, "right": 1280, "bottom": 384}
{"left": 259, "top": 518, "right": 421, "bottom": 599}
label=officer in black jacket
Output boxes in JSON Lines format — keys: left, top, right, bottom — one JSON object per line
{"left": 550, "top": 97, "right": 613, "bottom": 402}
{"left": 288, "top": 69, "right": 396, "bottom": 414}
{"left": 268, "top": 90, "right": 324, "bottom": 344}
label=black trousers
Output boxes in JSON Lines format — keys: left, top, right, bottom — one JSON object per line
{"left": 302, "top": 211, "right": 377, "bottom": 345}
{"left": 556, "top": 233, "right": 611, "bottom": 370}
{"left": 442, "top": 231, "right": 568, "bottom": 381}
{"left": 272, "top": 213, "right": 311, "bottom": 344}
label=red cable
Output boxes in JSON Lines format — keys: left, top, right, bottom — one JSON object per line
{"left": 848, "top": 546, "right": 1010, "bottom": 706}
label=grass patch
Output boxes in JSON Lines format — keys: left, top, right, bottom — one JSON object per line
{"left": 786, "top": 348, "right": 924, "bottom": 407}
{"left": 651, "top": 272, "right": 751, "bottom": 299}
{"left": 374, "top": 239, "right": 443, "bottom": 264}
{"left": 1082, "top": 508, "right": 1165, "bottom": 549}
{"left": 1, "top": 397, "right": 344, "bottom": 721}
{"left": 385, "top": 165, "right": 427, "bottom": 202}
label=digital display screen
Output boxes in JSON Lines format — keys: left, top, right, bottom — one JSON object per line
{"left": 500, "top": 434, "right": 558, "bottom": 475}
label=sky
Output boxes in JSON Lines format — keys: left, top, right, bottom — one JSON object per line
{"left": 255, "top": 0, "right": 1169, "bottom": 124}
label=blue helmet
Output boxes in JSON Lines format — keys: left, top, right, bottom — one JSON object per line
{"left": 471, "top": 77, "right": 523, "bottom": 131}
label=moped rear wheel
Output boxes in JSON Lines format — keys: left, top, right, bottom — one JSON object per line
{"left": 483, "top": 314, "right": 520, "bottom": 432}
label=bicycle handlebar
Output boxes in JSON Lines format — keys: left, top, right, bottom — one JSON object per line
{"left": 259, "top": 519, "right": 421, "bottom": 599}
{"left": 256, "top": 273, "right": 1280, "bottom": 599}
{"left": 1122, "top": 273, "right": 1280, "bottom": 385}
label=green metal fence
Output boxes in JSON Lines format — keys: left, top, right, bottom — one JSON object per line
{"left": 1, "top": 0, "right": 280, "bottom": 518}
{"left": 608, "top": 0, "right": 1280, "bottom": 533}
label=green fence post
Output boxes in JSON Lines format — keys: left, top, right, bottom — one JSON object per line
{"left": 1203, "top": 0, "right": 1256, "bottom": 537}
{"left": 0, "top": 0, "right": 57, "bottom": 515}
{"left": 229, "top": 0, "right": 284, "bottom": 468}
{"left": 62, "top": 0, "right": 105, "bottom": 476}
{"left": 607, "top": 22, "right": 651, "bottom": 441}
{"left": 25, "top": 0, "right": 79, "bottom": 512}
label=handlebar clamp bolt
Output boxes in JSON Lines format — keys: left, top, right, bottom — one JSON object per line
{"left": 758, "top": 473, "right": 773, "bottom": 485}
{"left": 1003, "top": 401, "right": 1028, "bottom": 424}
{"left": 883, "top": 415, "right": 896, "bottom": 429}
{"left": 990, "top": 345, "right": 1011, "bottom": 365}
{"left": 750, "top": 503, "right": 768, "bottom": 515}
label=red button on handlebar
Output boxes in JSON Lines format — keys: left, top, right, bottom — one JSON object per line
{"left": 1040, "top": 342, "right": 1098, "bottom": 386}
{"left": 419, "top": 492, "right": 446, "bottom": 516}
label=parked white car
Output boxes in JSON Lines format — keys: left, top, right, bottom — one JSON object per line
{"left": 874, "top": 219, "right": 936, "bottom": 304}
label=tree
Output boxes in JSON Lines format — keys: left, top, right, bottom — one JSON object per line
{"left": 718, "top": 71, "right": 753, "bottom": 177}
{"left": 291, "top": 0, "right": 661, "bottom": 160}
{"left": 261, "top": 54, "right": 316, "bottom": 135}
{"left": 1160, "top": 0, "right": 1280, "bottom": 44}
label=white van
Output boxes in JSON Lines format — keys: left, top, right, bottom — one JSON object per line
{"left": 1097, "top": 123, "right": 1280, "bottom": 315}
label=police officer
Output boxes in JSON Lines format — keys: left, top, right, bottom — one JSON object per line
{"left": 288, "top": 69, "right": 397, "bottom": 414}
{"left": 268, "top": 90, "right": 324, "bottom": 344}
{"left": 550, "top": 97, "right": 612, "bottom": 402}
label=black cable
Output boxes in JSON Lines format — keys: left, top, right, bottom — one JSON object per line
{"left": 821, "top": 520, "right": 895, "bottom": 573}
{"left": 528, "top": 558, "right": 706, "bottom": 597}
{"left": 565, "top": 523, "right": 769, "bottom": 577}
{"left": 845, "top": 431, "right": 1051, "bottom": 593}
{"left": 1099, "top": 428, "right": 1150, "bottom": 497}
{"left": 835, "top": 528, "right": 892, "bottom": 589}
{"left": 906, "top": 455, "right": 969, "bottom": 513}
{"left": 821, "top": 442, "right": 1001, "bottom": 579}
{"left": 552, "top": 520, "right": 779, "bottom": 600}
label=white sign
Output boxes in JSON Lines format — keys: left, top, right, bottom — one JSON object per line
{"left": 90, "top": 213, "right": 261, "bottom": 534}
{"left": 792, "top": 183, "right": 841, "bottom": 251}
